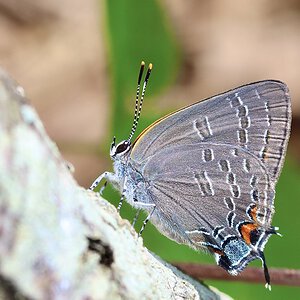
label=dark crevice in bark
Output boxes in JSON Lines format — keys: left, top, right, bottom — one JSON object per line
{"left": 87, "top": 237, "right": 114, "bottom": 267}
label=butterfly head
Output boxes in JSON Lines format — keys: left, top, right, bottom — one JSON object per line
{"left": 110, "top": 136, "right": 131, "bottom": 160}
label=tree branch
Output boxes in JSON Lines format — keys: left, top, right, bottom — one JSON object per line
{"left": 174, "top": 263, "right": 300, "bottom": 287}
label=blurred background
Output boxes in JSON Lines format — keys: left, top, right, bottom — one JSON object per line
{"left": 0, "top": 0, "right": 299, "bottom": 299}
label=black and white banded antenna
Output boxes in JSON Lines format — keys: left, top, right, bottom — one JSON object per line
{"left": 128, "top": 61, "right": 153, "bottom": 141}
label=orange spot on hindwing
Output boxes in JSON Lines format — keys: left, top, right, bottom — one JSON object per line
{"left": 239, "top": 223, "right": 258, "bottom": 245}
{"left": 250, "top": 206, "right": 258, "bottom": 222}
{"left": 247, "top": 203, "right": 260, "bottom": 223}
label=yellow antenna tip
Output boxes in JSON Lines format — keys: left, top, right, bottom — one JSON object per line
{"left": 141, "top": 61, "right": 145, "bottom": 66}
{"left": 149, "top": 63, "right": 153, "bottom": 70}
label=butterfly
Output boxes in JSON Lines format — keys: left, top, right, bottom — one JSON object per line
{"left": 90, "top": 61, "right": 291, "bottom": 289}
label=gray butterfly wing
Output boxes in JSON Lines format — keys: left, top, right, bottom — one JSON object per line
{"left": 131, "top": 81, "right": 291, "bottom": 184}
{"left": 143, "top": 143, "right": 274, "bottom": 233}
{"left": 141, "top": 143, "right": 274, "bottom": 273}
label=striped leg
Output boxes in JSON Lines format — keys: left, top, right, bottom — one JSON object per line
{"left": 99, "top": 181, "right": 107, "bottom": 195}
{"left": 89, "top": 171, "right": 117, "bottom": 194}
{"left": 132, "top": 203, "right": 156, "bottom": 236}
{"left": 117, "top": 193, "right": 125, "bottom": 212}
{"left": 89, "top": 172, "right": 108, "bottom": 191}
{"left": 132, "top": 209, "right": 141, "bottom": 227}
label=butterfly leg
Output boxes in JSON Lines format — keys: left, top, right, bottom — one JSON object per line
{"left": 132, "top": 209, "right": 141, "bottom": 227}
{"left": 89, "top": 171, "right": 116, "bottom": 194}
{"left": 131, "top": 202, "right": 156, "bottom": 236}
{"left": 99, "top": 181, "right": 107, "bottom": 195}
{"left": 89, "top": 172, "right": 108, "bottom": 191}
{"left": 117, "top": 194, "right": 125, "bottom": 212}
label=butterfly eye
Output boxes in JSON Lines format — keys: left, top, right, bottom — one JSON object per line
{"left": 115, "top": 141, "right": 130, "bottom": 154}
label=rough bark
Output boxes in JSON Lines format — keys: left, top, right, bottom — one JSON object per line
{"left": 0, "top": 69, "right": 231, "bottom": 300}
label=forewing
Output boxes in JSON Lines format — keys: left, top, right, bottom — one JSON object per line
{"left": 142, "top": 143, "right": 274, "bottom": 251}
{"left": 131, "top": 81, "right": 291, "bottom": 184}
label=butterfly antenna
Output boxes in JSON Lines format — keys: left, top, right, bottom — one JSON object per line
{"left": 128, "top": 62, "right": 153, "bottom": 141}
{"left": 128, "top": 61, "right": 145, "bottom": 141}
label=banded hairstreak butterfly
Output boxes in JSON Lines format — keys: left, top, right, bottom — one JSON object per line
{"left": 90, "top": 61, "right": 291, "bottom": 289}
